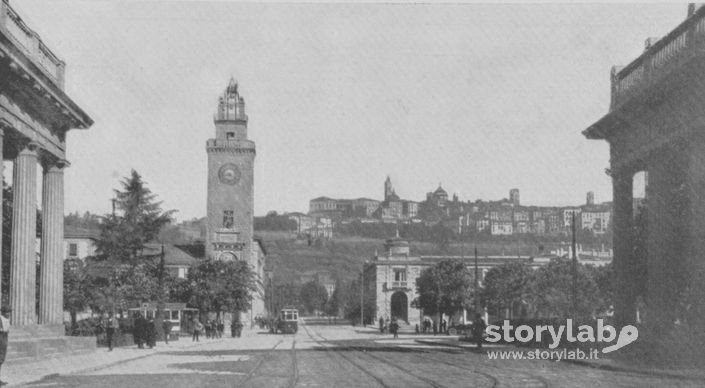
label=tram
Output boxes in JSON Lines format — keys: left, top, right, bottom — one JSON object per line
{"left": 276, "top": 308, "right": 299, "bottom": 334}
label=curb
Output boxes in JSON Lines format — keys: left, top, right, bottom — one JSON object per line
{"left": 416, "top": 338, "right": 705, "bottom": 382}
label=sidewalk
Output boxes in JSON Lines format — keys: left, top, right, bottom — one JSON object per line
{"left": 415, "top": 337, "right": 705, "bottom": 382}
{"left": 4, "top": 328, "right": 268, "bottom": 387}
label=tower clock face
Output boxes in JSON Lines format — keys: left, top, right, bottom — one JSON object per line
{"left": 218, "top": 164, "right": 241, "bottom": 185}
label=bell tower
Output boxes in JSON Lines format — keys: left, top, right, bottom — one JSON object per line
{"left": 205, "top": 78, "right": 255, "bottom": 263}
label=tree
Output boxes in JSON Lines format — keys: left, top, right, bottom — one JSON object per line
{"left": 342, "top": 279, "right": 374, "bottom": 325}
{"left": 63, "top": 258, "right": 92, "bottom": 329}
{"left": 325, "top": 279, "right": 345, "bottom": 317}
{"left": 482, "top": 262, "right": 533, "bottom": 319}
{"left": 95, "top": 170, "right": 175, "bottom": 265}
{"left": 299, "top": 280, "right": 328, "bottom": 315}
{"left": 412, "top": 260, "right": 474, "bottom": 323}
{"left": 528, "top": 258, "right": 601, "bottom": 319}
{"left": 185, "top": 259, "right": 257, "bottom": 317}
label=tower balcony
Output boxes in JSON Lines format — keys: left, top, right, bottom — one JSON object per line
{"left": 0, "top": 0, "right": 65, "bottom": 89}
{"left": 585, "top": 6, "right": 705, "bottom": 140}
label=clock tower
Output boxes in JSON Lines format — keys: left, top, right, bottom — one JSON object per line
{"left": 206, "top": 78, "right": 255, "bottom": 263}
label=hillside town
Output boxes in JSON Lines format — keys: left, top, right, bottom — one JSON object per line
{"left": 0, "top": 2, "right": 702, "bottom": 387}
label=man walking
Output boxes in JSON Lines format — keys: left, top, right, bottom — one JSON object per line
{"left": 105, "top": 312, "right": 118, "bottom": 351}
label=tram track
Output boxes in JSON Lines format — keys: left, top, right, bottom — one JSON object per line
{"left": 238, "top": 338, "right": 284, "bottom": 385}
{"left": 302, "top": 322, "right": 499, "bottom": 388}
{"left": 301, "top": 322, "right": 391, "bottom": 388}
{"left": 237, "top": 336, "right": 299, "bottom": 388}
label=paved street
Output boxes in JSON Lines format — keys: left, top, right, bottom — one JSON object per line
{"left": 6, "top": 320, "right": 701, "bottom": 387}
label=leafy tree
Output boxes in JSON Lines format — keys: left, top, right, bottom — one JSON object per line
{"left": 95, "top": 170, "right": 175, "bottom": 265}
{"left": 185, "top": 259, "right": 257, "bottom": 316}
{"left": 482, "top": 262, "right": 533, "bottom": 319}
{"left": 590, "top": 263, "right": 614, "bottom": 316}
{"left": 528, "top": 258, "right": 601, "bottom": 319}
{"left": 342, "top": 279, "right": 374, "bottom": 325}
{"left": 412, "top": 260, "right": 474, "bottom": 323}
{"left": 299, "top": 280, "right": 328, "bottom": 315}
{"left": 63, "top": 258, "right": 92, "bottom": 328}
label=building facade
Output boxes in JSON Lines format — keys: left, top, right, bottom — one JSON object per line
{"left": 366, "top": 237, "right": 536, "bottom": 327}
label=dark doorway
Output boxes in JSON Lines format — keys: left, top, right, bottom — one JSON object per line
{"left": 391, "top": 291, "right": 408, "bottom": 323}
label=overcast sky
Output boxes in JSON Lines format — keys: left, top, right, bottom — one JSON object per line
{"left": 10, "top": 1, "right": 684, "bottom": 221}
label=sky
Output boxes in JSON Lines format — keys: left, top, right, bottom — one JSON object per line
{"left": 8, "top": 1, "right": 685, "bottom": 221}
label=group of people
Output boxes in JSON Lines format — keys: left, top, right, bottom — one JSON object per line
{"left": 191, "top": 317, "right": 233, "bottom": 341}
{"left": 132, "top": 313, "right": 158, "bottom": 349}
{"left": 416, "top": 318, "right": 451, "bottom": 335}
{"left": 410, "top": 314, "right": 488, "bottom": 348}
{"left": 378, "top": 316, "right": 400, "bottom": 338}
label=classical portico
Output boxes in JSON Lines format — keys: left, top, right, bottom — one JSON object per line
{"left": 584, "top": 5, "right": 705, "bottom": 338}
{"left": 1, "top": 0, "right": 92, "bottom": 331}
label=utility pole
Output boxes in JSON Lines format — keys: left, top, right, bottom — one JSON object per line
{"left": 156, "top": 244, "right": 166, "bottom": 339}
{"left": 572, "top": 212, "right": 578, "bottom": 318}
{"left": 360, "top": 264, "right": 364, "bottom": 327}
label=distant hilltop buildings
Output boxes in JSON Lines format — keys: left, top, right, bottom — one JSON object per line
{"left": 302, "top": 177, "right": 614, "bottom": 237}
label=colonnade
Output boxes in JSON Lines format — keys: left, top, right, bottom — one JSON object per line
{"left": 0, "top": 129, "right": 67, "bottom": 326}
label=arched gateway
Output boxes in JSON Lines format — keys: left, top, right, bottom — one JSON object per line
{"left": 391, "top": 291, "right": 408, "bottom": 322}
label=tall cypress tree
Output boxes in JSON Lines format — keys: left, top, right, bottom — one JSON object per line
{"left": 95, "top": 170, "right": 175, "bottom": 265}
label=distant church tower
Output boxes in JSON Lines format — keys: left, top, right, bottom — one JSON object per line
{"left": 384, "top": 176, "right": 393, "bottom": 201}
{"left": 206, "top": 78, "right": 255, "bottom": 263}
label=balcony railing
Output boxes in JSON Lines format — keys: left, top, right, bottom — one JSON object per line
{"left": 611, "top": 7, "right": 705, "bottom": 111}
{"left": 1, "top": 0, "right": 65, "bottom": 88}
{"left": 390, "top": 281, "right": 407, "bottom": 289}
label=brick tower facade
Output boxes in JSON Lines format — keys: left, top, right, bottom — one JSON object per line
{"left": 206, "top": 78, "right": 255, "bottom": 264}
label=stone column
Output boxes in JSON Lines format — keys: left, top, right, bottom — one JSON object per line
{"left": 0, "top": 127, "right": 4, "bottom": 311}
{"left": 39, "top": 159, "right": 68, "bottom": 325}
{"left": 10, "top": 142, "right": 39, "bottom": 326}
{"left": 647, "top": 147, "right": 688, "bottom": 334}
{"left": 612, "top": 169, "right": 635, "bottom": 327}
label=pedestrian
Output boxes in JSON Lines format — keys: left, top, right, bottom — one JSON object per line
{"left": 384, "top": 317, "right": 390, "bottom": 334}
{"left": 146, "top": 319, "right": 157, "bottom": 349}
{"left": 133, "top": 313, "right": 147, "bottom": 349}
{"left": 432, "top": 321, "right": 437, "bottom": 335}
{"left": 390, "top": 318, "right": 399, "bottom": 339}
{"left": 472, "top": 313, "right": 487, "bottom": 350}
{"left": 415, "top": 323, "right": 419, "bottom": 335}
{"left": 162, "top": 319, "right": 172, "bottom": 344}
{"left": 193, "top": 318, "right": 203, "bottom": 342}
{"left": 105, "top": 312, "right": 118, "bottom": 351}
{"left": 441, "top": 319, "right": 447, "bottom": 334}
{"left": 0, "top": 306, "right": 11, "bottom": 386}
{"left": 231, "top": 320, "right": 243, "bottom": 338}
{"left": 379, "top": 317, "right": 384, "bottom": 333}
{"left": 217, "top": 319, "right": 224, "bottom": 338}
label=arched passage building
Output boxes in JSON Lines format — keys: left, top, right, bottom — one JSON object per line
{"left": 0, "top": 1, "right": 92, "bottom": 327}
{"left": 584, "top": 4, "right": 705, "bottom": 337}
